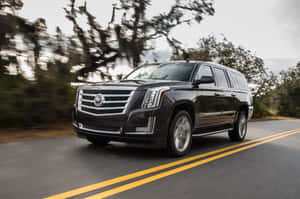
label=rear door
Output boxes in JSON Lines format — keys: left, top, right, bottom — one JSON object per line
{"left": 212, "top": 67, "right": 236, "bottom": 128}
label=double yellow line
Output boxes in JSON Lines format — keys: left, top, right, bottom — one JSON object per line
{"left": 45, "top": 128, "right": 300, "bottom": 199}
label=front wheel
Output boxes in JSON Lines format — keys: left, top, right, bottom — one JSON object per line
{"left": 228, "top": 111, "right": 248, "bottom": 141}
{"left": 167, "top": 111, "right": 193, "bottom": 157}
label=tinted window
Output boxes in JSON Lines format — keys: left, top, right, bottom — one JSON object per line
{"left": 228, "top": 71, "right": 239, "bottom": 88}
{"left": 195, "top": 65, "right": 215, "bottom": 86}
{"left": 214, "top": 68, "right": 229, "bottom": 88}
{"left": 236, "top": 74, "right": 248, "bottom": 89}
{"left": 125, "top": 63, "right": 195, "bottom": 81}
{"left": 228, "top": 71, "right": 248, "bottom": 90}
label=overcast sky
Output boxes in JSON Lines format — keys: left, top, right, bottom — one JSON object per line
{"left": 20, "top": 0, "right": 300, "bottom": 74}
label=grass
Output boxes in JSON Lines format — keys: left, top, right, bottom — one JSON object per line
{"left": 250, "top": 116, "right": 297, "bottom": 122}
{"left": 0, "top": 124, "right": 75, "bottom": 143}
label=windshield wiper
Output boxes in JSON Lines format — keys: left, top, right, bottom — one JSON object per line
{"left": 121, "top": 79, "right": 147, "bottom": 83}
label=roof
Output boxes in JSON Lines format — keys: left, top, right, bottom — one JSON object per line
{"left": 143, "top": 60, "right": 243, "bottom": 75}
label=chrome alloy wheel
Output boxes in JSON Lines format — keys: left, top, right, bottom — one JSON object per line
{"left": 174, "top": 115, "right": 192, "bottom": 152}
{"left": 239, "top": 114, "right": 247, "bottom": 138}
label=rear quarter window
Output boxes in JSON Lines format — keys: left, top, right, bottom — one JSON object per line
{"left": 228, "top": 71, "right": 248, "bottom": 90}
{"left": 214, "top": 68, "right": 229, "bottom": 88}
{"left": 228, "top": 71, "right": 239, "bottom": 88}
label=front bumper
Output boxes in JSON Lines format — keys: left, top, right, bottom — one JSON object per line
{"left": 72, "top": 106, "right": 170, "bottom": 148}
{"left": 248, "top": 106, "right": 254, "bottom": 120}
{"left": 73, "top": 123, "right": 165, "bottom": 147}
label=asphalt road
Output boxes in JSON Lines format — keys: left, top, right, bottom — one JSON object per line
{"left": 1, "top": 120, "right": 300, "bottom": 199}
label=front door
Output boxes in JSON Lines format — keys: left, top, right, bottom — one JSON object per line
{"left": 193, "top": 65, "right": 223, "bottom": 130}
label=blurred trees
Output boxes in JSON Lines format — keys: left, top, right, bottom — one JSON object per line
{"left": 1, "top": 0, "right": 300, "bottom": 129}
{"left": 0, "top": 0, "right": 76, "bottom": 128}
{"left": 64, "top": 0, "right": 215, "bottom": 80}
{"left": 277, "top": 62, "right": 300, "bottom": 117}
{"left": 1, "top": 0, "right": 216, "bottom": 128}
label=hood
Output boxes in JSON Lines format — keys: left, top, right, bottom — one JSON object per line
{"left": 89, "top": 79, "right": 191, "bottom": 90}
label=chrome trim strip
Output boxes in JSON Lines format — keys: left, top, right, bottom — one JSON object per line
{"left": 81, "top": 99, "right": 128, "bottom": 104}
{"left": 104, "top": 100, "right": 128, "bottom": 104}
{"left": 80, "top": 93, "right": 95, "bottom": 97}
{"left": 125, "top": 132, "right": 153, "bottom": 135}
{"left": 103, "top": 94, "right": 131, "bottom": 97}
{"left": 192, "top": 128, "right": 233, "bottom": 137}
{"left": 74, "top": 122, "right": 152, "bottom": 135}
{"left": 81, "top": 105, "right": 125, "bottom": 110}
{"left": 81, "top": 93, "right": 131, "bottom": 98}
{"left": 76, "top": 124, "right": 121, "bottom": 134}
{"left": 123, "top": 91, "right": 135, "bottom": 114}
{"left": 82, "top": 86, "right": 137, "bottom": 90}
{"left": 77, "top": 109, "right": 126, "bottom": 116}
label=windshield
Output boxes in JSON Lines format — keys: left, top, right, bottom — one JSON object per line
{"left": 124, "top": 63, "right": 196, "bottom": 81}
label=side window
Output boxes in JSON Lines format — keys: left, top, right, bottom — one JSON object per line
{"left": 214, "top": 68, "right": 229, "bottom": 88}
{"left": 228, "top": 71, "right": 239, "bottom": 88}
{"left": 237, "top": 74, "right": 248, "bottom": 89}
{"left": 195, "top": 65, "right": 215, "bottom": 87}
{"left": 228, "top": 71, "right": 248, "bottom": 90}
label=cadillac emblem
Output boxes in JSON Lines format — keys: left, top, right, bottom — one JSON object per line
{"left": 94, "top": 94, "right": 104, "bottom": 107}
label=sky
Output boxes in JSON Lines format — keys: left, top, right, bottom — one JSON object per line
{"left": 20, "top": 0, "right": 300, "bottom": 75}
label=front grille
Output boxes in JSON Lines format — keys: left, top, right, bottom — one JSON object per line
{"left": 78, "top": 86, "right": 136, "bottom": 116}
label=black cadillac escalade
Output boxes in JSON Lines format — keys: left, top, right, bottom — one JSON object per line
{"left": 73, "top": 61, "right": 253, "bottom": 156}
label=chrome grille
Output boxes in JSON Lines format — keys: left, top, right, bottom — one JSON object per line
{"left": 78, "top": 86, "right": 136, "bottom": 116}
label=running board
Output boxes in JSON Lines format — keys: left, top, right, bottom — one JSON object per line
{"left": 192, "top": 128, "right": 233, "bottom": 137}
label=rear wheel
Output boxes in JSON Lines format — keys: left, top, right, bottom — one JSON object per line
{"left": 168, "top": 111, "right": 192, "bottom": 157}
{"left": 87, "top": 137, "right": 110, "bottom": 146}
{"left": 228, "top": 111, "right": 247, "bottom": 141}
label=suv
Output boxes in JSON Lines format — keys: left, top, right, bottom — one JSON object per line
{"left": 73, "top": 61, "right": 253, "bottom": 156}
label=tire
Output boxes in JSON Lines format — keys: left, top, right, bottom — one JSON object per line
{"left": 167, "top": 111, "right": 193, "bottom": 157}
{"left": 228, "top": 111, "right": 248, "bottom": 141}
{"left": 87, "top": 137, "right": 110, "bottom": 146}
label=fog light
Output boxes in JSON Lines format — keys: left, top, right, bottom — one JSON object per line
{"left": 136, "top": 116, "right": 156, "bottom": 133}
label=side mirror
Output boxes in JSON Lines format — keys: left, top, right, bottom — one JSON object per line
{"left": 193, "top": 76, "right": 215, "bottom": 85}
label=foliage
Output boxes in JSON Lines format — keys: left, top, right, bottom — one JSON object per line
{"left": 0, "top": 0, "right": 77, "bottom": 128}
{"left": 64, "top": 0, "right": 215, "bottom": 80}
{"left": 277, "top": 62, "right": 300, "bottom": 117}
{"left": 0, "top": 74, "right": 76, "bottom": 128}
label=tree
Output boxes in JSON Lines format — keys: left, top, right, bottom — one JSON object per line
{"left": 0, "top": 0, "right": 47, "bottom": 78}
{"left": 0, "top": 0, "right": 77, "bottom": 127}
{"left": 64, "top": 0, "right": 215, "bottom": 80}
{"left": 173, "top": 35, "right": 277, "bottom": 98}
{"left": 277, "top": 62, "right": 300, "bottom": 117}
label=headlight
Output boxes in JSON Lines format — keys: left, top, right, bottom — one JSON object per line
{"left": 142, "top": 87, "right": 170, "bottom": 109}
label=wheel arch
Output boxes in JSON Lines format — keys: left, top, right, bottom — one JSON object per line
{"left": 238, "top": 104, "right": 249, "bottom": 120}
{"left": 169, "top": 100, "right": 195, "bottom": 130}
